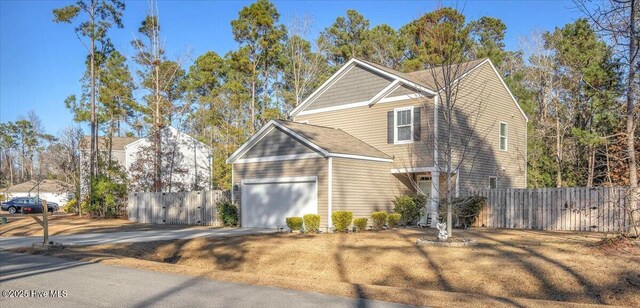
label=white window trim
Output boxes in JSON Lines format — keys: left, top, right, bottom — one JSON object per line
{"left": 394, "top": 106, "right": 414, "bottom": 145}
{"left": 489, "top": 176, "right": 498, "bottom": 189}
{"left": 499, "top": 122, "right": 508, "bottom": 151}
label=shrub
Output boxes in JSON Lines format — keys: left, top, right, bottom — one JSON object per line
{"left": 303, "top": 214, "right": 320, "bottom": 233}
{"left": 286, "top": 217, "right": 303, "bottom": 231}
{"left": 63, "top": 198, "right": 78, "bottom": 214}
{"left": 217, "top": 201, "right": 239, "bottom": 227}
{"left": 353, "top": 218, "right": 368, "bottom": 232}
{"left": 393, "top": 194, "right": 427, "bottom": 225}
{"left": 331, "top": 211, "right": 353, "bottom": 232}
{"left": 439, "top": 195, "right": 487, "bottom": 228}
{"left": 86, "top": 176, "right": 127, "bottom": 218}
{"left": 387, "top": 213, "right": 401, "bottom": 228}
{"left": 370, "top": 211, "right": 388, "bottom": 230}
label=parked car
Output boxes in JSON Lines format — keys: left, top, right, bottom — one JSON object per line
{"left": 1, "top": 197, "right": 58, "bottom": 214}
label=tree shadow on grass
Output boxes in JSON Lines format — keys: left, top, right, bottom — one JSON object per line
{"left": 471, "top": 231, "right": 610, "bottom": 304}
{"left": 333, "top": 232, "right": 369, "bottom": 308}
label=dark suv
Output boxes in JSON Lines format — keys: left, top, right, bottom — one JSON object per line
{"left": 1, "top": 197, "right": 58, "bottom": 214}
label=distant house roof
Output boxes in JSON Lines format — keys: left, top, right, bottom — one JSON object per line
{"left": 4, "top": 179, "right": 72, "bottom": 194}
{"left": 227, "top": 119, "right": 392, "bottom": 163}
{"left": 80, "top": 136, "right": 141, "bottom": 151}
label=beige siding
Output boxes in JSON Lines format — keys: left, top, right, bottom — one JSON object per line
{"left": 242, "top": 127, "right": 316, "bottom": 159}
{"left": 296, "top": 98, "right": 436, "bottom": 169}
{"left": 437, "top": 62, "right": 527, "bottom": 191}
{"left": 233, "top": 158, "right": 329, "bottom": 227}
{"left": 332, "top": 158, "right": 411, "bottom": 219}
{"left": 307, "top": 65, "right": 393, "bottom": 110}
{"left": 388, "top": 85, "right": 416, "bottom": 97}
{"left": 296, "top": 61, "right": 527, "bottom": 191}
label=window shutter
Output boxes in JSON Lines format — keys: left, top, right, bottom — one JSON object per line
{"left": 413, "top": 107, "right": 421, "bottom": 141}
{"left": 387, "top": 111, "right": 394, "bottom": 144}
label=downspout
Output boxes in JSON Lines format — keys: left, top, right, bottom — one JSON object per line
{"left": 433, "top": 95, "right": 439, "bottom": 167}
{"left": 231, "top": 164, "right": 234, "bottom": 204}
{"left": 431, "top": 95, "right": 440, "bottom": 228}
{"left": 327, "top": 157, "right": 333, "bottom": 231}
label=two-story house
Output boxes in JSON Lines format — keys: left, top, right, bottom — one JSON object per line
{"left": 227, "top": 58, "right": 528, "bottom": 229}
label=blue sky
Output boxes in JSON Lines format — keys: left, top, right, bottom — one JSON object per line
{"left": 0, "top": 0, "right": 583, "bottom": 135}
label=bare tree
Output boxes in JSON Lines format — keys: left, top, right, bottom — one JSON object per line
{"left": 283, "top": 13, "right": 328, "bottom": 109}
{"left": 519, "top": 32, "right": 569, "bottom": 187}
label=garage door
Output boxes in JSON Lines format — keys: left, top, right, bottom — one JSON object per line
{"left": 241, "top": 176, "right": 317, "bottom": 228}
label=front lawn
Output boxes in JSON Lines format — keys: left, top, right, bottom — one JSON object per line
{"left": 14, "top": 228, "right": 640, "bottom": 307}
{"left": 0, "top": 214, "right": 206, "bottom": 237}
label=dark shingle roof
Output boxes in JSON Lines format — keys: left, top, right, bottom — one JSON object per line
{"left": 275, "top": 120, "right": 391, "bottom": 160}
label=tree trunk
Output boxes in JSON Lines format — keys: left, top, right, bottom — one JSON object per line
{"left": 250, "top": 60, "right": 257, "bottom": 132}
{"left": 87, "top": 0, "right": 97, "bottom": 211}
{"left": 154, "top": 61, "right": 162, "bottom": 193}
{"left": 108, "top": 112, "right": 114, "bottom": 174}
{"left": 555, "top": 101, "right": 562, "bottom": 187}
{"left": 587, "top": 147, "right": 595, "bottom": 187}
{"left": 627, "top": 0, "right": 638, "bottom": 188}
{"left": 8, "top": 155, "right": 13, "bottom": 186}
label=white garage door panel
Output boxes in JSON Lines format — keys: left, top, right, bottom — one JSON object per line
{"left": 242, "top": 179, "right": 317, "bottom": 228}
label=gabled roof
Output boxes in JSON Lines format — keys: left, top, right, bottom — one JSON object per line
{"left": 289, "top": 57, "right": 528, "bottom": 122}
{"left": 289, "top": 58, "right": 438, "bottom": 117}
{"left": 81, "top": 136, "right": 140, "bottom": 151}
{"left": 123, "top": 126, "right": 211, "bottom": 150}
{"left": 226, "top": 120, "right": 392, "bottom": 164}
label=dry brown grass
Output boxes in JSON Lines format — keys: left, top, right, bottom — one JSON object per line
{"left": 13, "top": 228, "right": 640, "bottom": 307}
{"left": 0, "top": 214, "right": 203, "bottom": 237}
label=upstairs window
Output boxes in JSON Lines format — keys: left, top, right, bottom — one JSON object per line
{"left": 499, "top": 122, "right": 508, "bottom": 151}
{"left": 489, "top": 176, "right": 498, "bottom": 189}
{"left": 394, "top": 107, "right": 413, "bottom": 144}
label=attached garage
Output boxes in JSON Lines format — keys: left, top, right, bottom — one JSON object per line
{"left": 241, "top": 176, "right": 318, "bottom": 228}
{"left": 227, "top": 119, "right": 394, "bottom": 229}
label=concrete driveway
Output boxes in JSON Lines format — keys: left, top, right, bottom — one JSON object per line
{"left": 0, "top": 251, "right": 418, "bottom": 308}
{"left": 0, "top": 228, "right": 275, "bottom": 249}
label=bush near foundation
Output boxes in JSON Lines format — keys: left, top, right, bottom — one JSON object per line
{"left": 371, "top": 212, "right": 388, "bottom": 230}
{"left": 393, "top": 194, "right": 427, "bottom": 225}
{"left": 303, "top": 214, "right": 321, "bottom": 233}
{"left": 217, "top": 201, "right": 239, "bottom": 227}
{"left": 353, "top": 218, "right": 368, "bottom": 232}
{"left": 331, "top": 211, "right": 353, "bottom": 232}
{"left": 387, "top": 213, "right": 401, "bottom": 228}
{"left": 286, "top": 217, "right": 303, "bottom": 231}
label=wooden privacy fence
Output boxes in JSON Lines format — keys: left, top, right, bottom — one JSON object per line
{"left": 471, "top": 187, "right": 639, "bottom": 232}
{"left": 127, "top": 190, "right": 229, "bottom": 226}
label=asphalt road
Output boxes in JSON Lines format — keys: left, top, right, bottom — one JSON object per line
{"left": 0, "top": 227, "right": 276, "bottom": 249}
{"left": 0, "top": 251, "right": 419, "bottom": 308}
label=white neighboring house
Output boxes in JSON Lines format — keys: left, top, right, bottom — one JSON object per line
{"left": 124, "top": 126, "right": 213, "bottom": 191}
{"left": 2, "top": 180, "right": 73, "bottom": 206}
{"left": 80, "top": 126, "right": 213, "bottom": 192}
